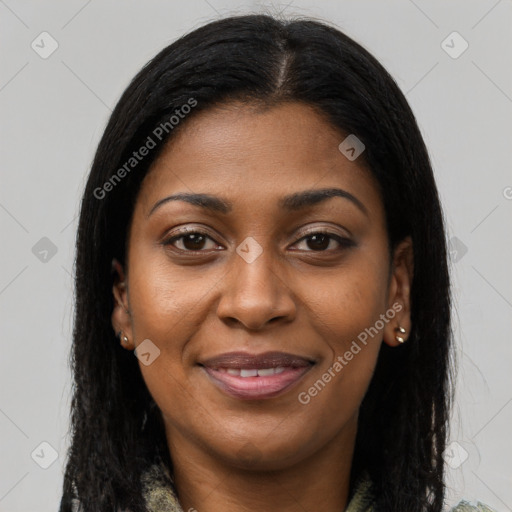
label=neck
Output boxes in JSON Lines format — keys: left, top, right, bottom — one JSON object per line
{"left": 166, "top": 417, "right": 358, "bottom": 512}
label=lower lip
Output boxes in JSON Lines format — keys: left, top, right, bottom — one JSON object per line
{"left": 202, "top": 366, "right": 312, "bottom": 400}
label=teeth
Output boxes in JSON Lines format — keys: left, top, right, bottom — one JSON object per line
{"left": 219, "top": 367, "right": 288, "bottom": 377}
{"left": 240, "top": 369, "right": 258, "bottom": 377}
{"left": 256, "top": 368, "right": 275, "bottom": 376}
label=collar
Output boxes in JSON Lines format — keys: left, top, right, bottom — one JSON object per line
{"left": 141, "top": 460, "right": 376, "bottom": 512}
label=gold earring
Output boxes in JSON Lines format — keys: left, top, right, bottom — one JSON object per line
{"left": 117, "top": 330, "right": 130, "bottom": 346}
{"left": 395, "top": 326, "right": 406, "bottom": 344}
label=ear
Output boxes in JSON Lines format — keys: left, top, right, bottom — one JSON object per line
{"left": 383, "top": 236, "right": 414, "bottom": 347}
{"left": 111, "top": 258, "right": 135, "bottom": 350}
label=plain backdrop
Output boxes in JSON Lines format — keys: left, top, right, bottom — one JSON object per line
{"left": 1, "top": 1, "right": 511, "bottom": 511}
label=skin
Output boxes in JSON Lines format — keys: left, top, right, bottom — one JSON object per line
{"left": 111, "top": 101, "right": 413, "bottom": 512}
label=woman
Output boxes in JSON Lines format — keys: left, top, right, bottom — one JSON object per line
{"left": 59, "top": 14, "right": 495, "bottom": 512}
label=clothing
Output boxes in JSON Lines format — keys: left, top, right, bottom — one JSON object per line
{"left": 140, "top": 459, "right": 497, "bottom": 512}
{"left": 69, "top": 458, "right": 495, "bottom": 511}
{"left": 140, "top": 461, "right": 374, "bottom": 511}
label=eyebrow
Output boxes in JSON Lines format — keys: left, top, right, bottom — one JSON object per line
{"left": 147, "top": 187, "right": 368, "bottom": 218}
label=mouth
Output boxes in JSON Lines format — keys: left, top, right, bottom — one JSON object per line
{"left": 198, "top": 351, "right": 315, "bottom": 400}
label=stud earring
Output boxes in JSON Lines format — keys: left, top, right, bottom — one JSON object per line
{"left": 395, "top": 326, "right": 406, "bottom": 344}
{"left": 117, "top": 330, "right": 130, "bottom": 347}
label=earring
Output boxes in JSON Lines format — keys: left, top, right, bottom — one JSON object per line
{"left": 117, "top": 330, "right": 130, "bottom": 346}
{"left": 395, "top": 326, "right": 406, "bottom": 344}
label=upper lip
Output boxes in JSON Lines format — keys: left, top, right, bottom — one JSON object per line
{"left": 199, "top": 351, "right": 315, "bottom": 370}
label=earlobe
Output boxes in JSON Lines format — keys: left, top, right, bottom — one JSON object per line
{"left": 383, "top": 237, "right": 414, "bottom": 347}
{"left": 111, "top": 258, "right": 135, "bottom": 350}
{"left": 117, "top": 330, "right": 133, "bottom": 350}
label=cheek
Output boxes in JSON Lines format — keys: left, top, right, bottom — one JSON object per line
{"left": 128, "top": 247, "right": 220, "bottom": 339}
{"left": 125, "top": 250, "right": 222, "bottom": 407}
{"left": 301, "top": 255, "right": 390, "bottom": 349}
{"left": 292, "top": 273, "right": 387, "bottom": 447}
{"left": 296, "top": 253, "right": 388, "bottom": 401}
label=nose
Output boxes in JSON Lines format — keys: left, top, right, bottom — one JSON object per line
{"left": 216, "top": 245, "right": 297, "bottom": 331}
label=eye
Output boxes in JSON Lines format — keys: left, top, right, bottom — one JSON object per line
{"left": 292, "top": 230, "right": 353, "bottom": 252}
{"left": 163, "top": 229, "right": 221, "bottom": 252}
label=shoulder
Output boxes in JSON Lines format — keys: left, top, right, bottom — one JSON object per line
{"left": 347, "top": 471, "right": 497, "bottom": 512}
{"left": 449, "top": 500, "right": 497, "bottom": 512}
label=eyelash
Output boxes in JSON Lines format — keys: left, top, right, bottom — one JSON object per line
{"left": 162, "top": 228, "right": 353, "bottom": 254}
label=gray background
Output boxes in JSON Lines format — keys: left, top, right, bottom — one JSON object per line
{"left": 1, "top": 1, "right": 511, "bottom": 511}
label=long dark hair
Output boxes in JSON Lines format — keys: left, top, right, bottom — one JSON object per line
{"left": 60, "top": 13, "right": 453, "bottom": 512}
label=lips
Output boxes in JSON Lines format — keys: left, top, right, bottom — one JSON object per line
{"left": 200, "top": 351, "right": 314, "bottom": 370}
{"left": 199, "top": 351, "right": 314, "bottom": 400}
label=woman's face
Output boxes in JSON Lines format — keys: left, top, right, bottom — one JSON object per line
{"left": 112, "top": 101, "right": 412, "bottom": 471}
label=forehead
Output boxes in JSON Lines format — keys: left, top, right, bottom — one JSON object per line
{"left": 136, "top": 101, "right": 382, "bottom": 218}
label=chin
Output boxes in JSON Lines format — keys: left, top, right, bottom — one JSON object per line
{"left": 208, "top": 429, "right": 316, "bottom": 471}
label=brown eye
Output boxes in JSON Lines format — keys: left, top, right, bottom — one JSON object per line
{"left": 304, "top": 233, "right": 331, "bottom": 251}
{"left": 163, "top": 230, "right": 220, "bottom": 252}
{"left": 293, "top": 231, "right": 353, "bottom": 252}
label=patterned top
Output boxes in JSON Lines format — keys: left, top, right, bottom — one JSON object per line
{"left": 138, "top": 460, "right": 496, "bottom": 512}
{"left": 70, "top": 460, "right": 496, "bottom": 511}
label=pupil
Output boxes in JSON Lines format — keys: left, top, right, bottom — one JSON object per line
{"left": 185, "top": 234, "right": 205, "bottom": 250}
{"left": 308, "top": 234, "right": 329, "bottom": 251}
